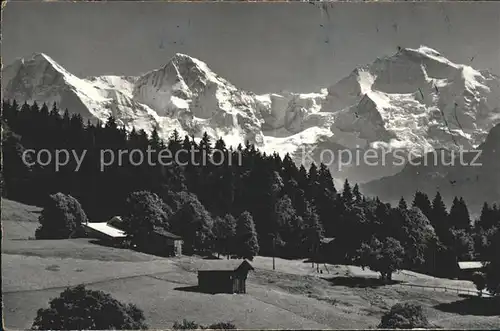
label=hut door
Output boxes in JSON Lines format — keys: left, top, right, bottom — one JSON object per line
{"left": 233, "top": 278, "right": 239, "bottom": 293}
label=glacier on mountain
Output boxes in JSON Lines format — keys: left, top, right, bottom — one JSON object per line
{"left": 2, "top": 46, "right": 499, "bottom": 183}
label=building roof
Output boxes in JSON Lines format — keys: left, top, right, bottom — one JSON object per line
{"left": 198, "top": 259, "right": 254, "bottom": 272}
{"left": 153, "top": 227, "right": 183, "bottom": 240}
{"left": 320, "top": 237, "right": 335, "bottom": 244}
{"left": 84, "top": 222, "right": 126, "bottom": 238}
{"left": 458, "top": 261, "right": 486, "bottom": 270}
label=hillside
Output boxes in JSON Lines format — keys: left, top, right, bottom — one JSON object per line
{"left": 1, "top": 198, "right": 41, "bottom": 240}
{"left": 2, "top": 199, "right": 499, "bottom": 329}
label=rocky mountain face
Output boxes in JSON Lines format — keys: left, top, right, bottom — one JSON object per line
{"left": 362, "top": 123, "right": 500, "bottom": 214}
{"left": 2, "top": 46, "right": 499, "bottom": 186}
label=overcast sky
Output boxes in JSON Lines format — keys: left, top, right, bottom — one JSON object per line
{"left": 3, "top": 2, "right": 500, "bottom": 94}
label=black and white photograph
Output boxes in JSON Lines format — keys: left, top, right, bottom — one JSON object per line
{"left": 1, "top": 1, "right": 500, "bottom": 330}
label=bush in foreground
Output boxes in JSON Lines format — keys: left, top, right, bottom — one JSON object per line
{"left": 173, "top": 319, "right": 236, "bottom": 330}
{"left": 32, "top": 284, "right": 148, "bottom": 330}
{"left": 378, "top": 302, "right": 432, "bottom": 329}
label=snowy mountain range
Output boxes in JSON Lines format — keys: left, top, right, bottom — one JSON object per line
{"left": 2, "top": 46, "right": 500, "bottom": 185}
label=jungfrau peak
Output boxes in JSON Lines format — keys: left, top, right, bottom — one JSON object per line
{"left": 2, "top": 46, "right": 499, "bottom": 183}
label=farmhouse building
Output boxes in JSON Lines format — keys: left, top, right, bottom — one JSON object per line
{"left": 457, "top": 261, "right": 487, "bottom": 279}
{"left": 316, "top": 237, "right": 335, "bottom": 261}
{"left": 140, "top": 228, "right": 183, "bottom": 257}
{"left": 83, "top": 216, "right": 126, "bottom": 247}
{"left": 197, "top": 260, "right": 254, "bottom": 294}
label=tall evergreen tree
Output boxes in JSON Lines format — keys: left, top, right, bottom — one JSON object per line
{"left": 430, "top": 191, "right": 450, "bottom": 243}
{"left": 449, "top": 196, "right": 471, "bottom": 231}
{"left": 412, "top": 191, "right": 432, "bottom": 220}
{"left": 303, "top": 202, "right": 324, "bottom": 260}
{"left": 353, "top": 184, "right": 362, "bottom": 203}
{"left": 477, "top": 202, "right": 496, "bottom": 231}
{"left": 342, "top": 179, "right": 353, "bottom": 204}
{"left": 398, "top": 197, "right": 408, "bottom": 211}
{"left": 318, "top": 163, "right": 336, "bottom": 194}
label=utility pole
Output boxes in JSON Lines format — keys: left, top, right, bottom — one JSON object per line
{"left": 272, "top": 236, "right": 276, "bottom": 271}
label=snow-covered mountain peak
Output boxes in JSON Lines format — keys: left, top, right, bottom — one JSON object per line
{"left": 168, "top": 53, "right": 219, "bottom": 78}
{"left": 3, "top": 52, "right": 67, "bottom": 85}
{"left": 412, "top": 45, "right": 443, "bottom": 57}
{"left": 130, "top": 53, "right": 264, "bottom": 146}
{"left": 161, "top": 53, "right": 236, "bottom": 92}
{"left": 30, "top": 52, "right": 67, "bottom": 71}
{"left": 404, "top": 46, "right": 455, "bottom": 66}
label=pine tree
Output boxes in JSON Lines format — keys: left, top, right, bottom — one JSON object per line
{"left": 398, "top": 197, "right": 408, "bottom": 211}
{"left": 318, "top": 163, "right": 336, "bottom": 194}
{"left": 282, "top": 153, "right": 299, "bottom": 183}
{"left": 199, "top": 132, "right": 212, "bottom": 157}
{"left": 353, "top": 184, "right": 362, "bottom": 203}
{"left": 307, "top": 163, "right": 319, "bottom": 201}
{"left": 342, "top": 179, "right": 353, "bottom": 204}
{"left": 449, "top": 196, "right": 471, "bottom": 231}
{"left": 412, "top": 191, "right": 432, "bottom": 220}
{"left": 303, "top": 202, "right": 324, "bottom": 259}
{"left": 477, "top": 202, "right": 496, "bottom": 231}
{"left": 149, "top": 127, "right": 164, "bottom": 150}
{"left": 167, "top": 129, "right": 183, "bottom": 154}
{"left": 297, "top": 165, "right": 308, "bottom": 191}
{"left": 430, "top": 191, "right": 450, "bottom": 243}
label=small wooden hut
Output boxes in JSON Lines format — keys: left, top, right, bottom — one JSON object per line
{"left": 457, "top": 261, "right": 486, "bottom": 280}
{"left": 197, "top": 260, "right": 254, "bottom": 294}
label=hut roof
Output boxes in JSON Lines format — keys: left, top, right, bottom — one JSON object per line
{"left": 320, "top": 237, "right": 335, "bottom": 244}
{"left": 458, "top": 261, "right": 486, "bottom": 270}
{"left": 84, "top": 222, "right": 126, "bottom": 238}
{"left": 152, "top": 227, "right": 183, "bottom": 240}
{"left": 107, "top": 216, "right": 124, "bottom": 229}
{"left": 198, "top": 259, "right": 254, "bottom": 272}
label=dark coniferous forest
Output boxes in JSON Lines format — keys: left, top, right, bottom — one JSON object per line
{"left": 2, "top": 100, "right": 500, "bottom": 282}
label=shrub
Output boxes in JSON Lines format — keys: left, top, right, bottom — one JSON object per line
{"left": 206, "top": 322, "right": 236, "bottom": 329}
{"left": 172, "top": 320, "right": 236, "bottom": 330}
{"left": 35, "top": 193, "right": 87, "bottom": 239}
{"left": 378, "top": 302, "right": 432, "bottom": 329}
{"left": 31, "top": 284, "right": 148, "bottom": 330}
{"left": 173, "top": 319, "right": 203, "bottom": 330}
